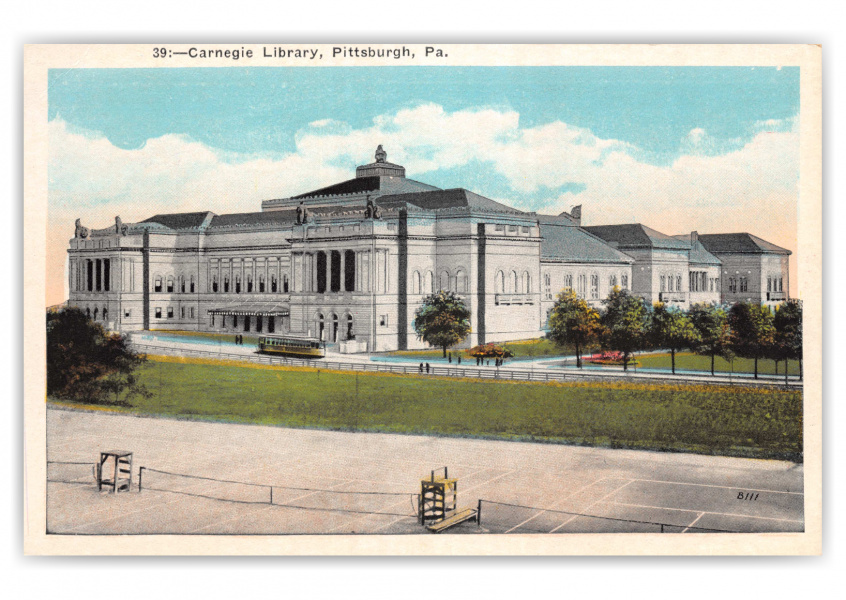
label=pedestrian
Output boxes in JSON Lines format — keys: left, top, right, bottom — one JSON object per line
{"left": 448, "top": 353, "right": 452, "bottom": 363}
{"left": 486, "top": 360, "right": 490, "bottom": 366}
{"left": 419, "top": 363, "right": 424, "bottom": 373}
{"left": 425, "top": 362, "right": 430, "bottom": 374}
{"left": 457, "top": 356, "right": 461, "bottom": 365}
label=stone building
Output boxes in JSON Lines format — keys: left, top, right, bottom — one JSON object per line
{"left": 66, "top": 146, "right": 790, "bottom": 352}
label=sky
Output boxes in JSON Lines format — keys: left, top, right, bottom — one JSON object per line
{"left": 47, "top": 66, "right": 800, "bottom": 305}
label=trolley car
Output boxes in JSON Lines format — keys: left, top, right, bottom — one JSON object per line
{"left": 257, "top": 335, "right": 326, "bottom": 358}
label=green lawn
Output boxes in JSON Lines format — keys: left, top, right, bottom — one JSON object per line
{"left": 52, "top": 356, "right": 802, "bottom": 462}
{"left": 637, "top": 352, "right": 801, "bottom": 376}
{"left": 387, "top": 338, "right": 578, "bottom": 359}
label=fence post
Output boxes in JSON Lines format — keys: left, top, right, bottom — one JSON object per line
{"left": 477, "top": 499, "right": 482, "bottom": 526}
{"left": 138, "top": 466, "right": 144, "bottom": 492}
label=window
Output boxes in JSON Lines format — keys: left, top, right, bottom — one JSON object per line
{"left": 235, "top": 274, "right": 241, "bottom": 293}
{"left": 387, "top": 222, "right": 396, "bottom": 231}
{"left": 521, "top": 226, "right": 530, "bottom": 234}
{"left": 510, "top": 271, "right": 518, "bottom": 294}
{"left": 271, "top": 274, "right": 278, "bottom": 293}
{"left": 523, "top": 271, "right": 531, "bottom": 294}
{"left": 660, "top": 275, "right": 667, "bottom": 292}
{"left": 440, "top": 270, "right": 450, "bottom": 292}
{"left": 224, "top": 276, "right": 230, "bottom": 293}
{"left": 610, "top": 274, "right": 617, "bottom": 289}
{"left": 283, "top": 274, "right": 289, "bottom": 293}
{"left": 494, "top": 224, "right": 505, "bottom": 232}
{"left": 590, "top": 274, "right": 599, "bottom": 299}
{"left": 544, "top": 273, "right": 551, "bottom": 300}
{"left": 508, "top": 225, "right": 517, "bottom": 233}
{"left": 779, "top": 278, "right": 783, "bottom": 292}
{"left": 739, "top": 277, "right": 748, "bottom": 293}
{"left": 677, "top": 275, "right": 682, "bottom": 292}
{"left": 167, "top": 306, "right": 174, "bottom": 319}
{"left": 212, "top": 275, "right": 218, "bottom": 293}
{"left": 167, "top": 277, "right": 174, "bottom": 293}
{"left": 154, "top": 276, "right": 162, "bottom": 293}
{"left": 563, "top": 274, "right": 573, "bottom": 291}
{"left": 247, "top": 274, "right": 253, "bottom": 293}
{"left": 577, "top": 274, "right": 587, "bottom": 298}
{"left": 456, "top": 269, "right": 467, "bottom": 293}
{"left": 124, "top": 309, "right": 131, "bottom": 318}
{"left": 621, "top": 274, "right": 628, "bottom": 290}
{"left": 495, "top": 270, "right": 505, "bottom": 294}
{"left": 190, "top": 276, "right": 195, "bottom": 293}
{"left": 380, "top": 315, "right": 389, "bottom": 327}
{"left": 155, "top": 307, "right": 162, "bottom": 319}
{"left": 259, "top": 274, "right": 265, "bottom": 293}
{"left": 180, "top": 276, "right": 186, "bottom": 293}
{"left": 102, "top": 308, "right": 108, "bottom": 321}
{"left": 425, "top": 271, "right": 434, "bottom": 294}
{"left": 728, "top": 277, "right": 737, "bottom": 293}
{"left": 412, "top": 271, "right": 421, "bottom": 295}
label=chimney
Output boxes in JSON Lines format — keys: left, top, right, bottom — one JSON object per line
{"left": 690, "top": 230, "right": 699, "bottom": 244}
{"left": 570, "top": 205, "right": 582, "bottom": 226}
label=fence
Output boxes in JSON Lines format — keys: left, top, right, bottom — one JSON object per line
{"left": 130, "top": 342, "right": 802, "bottom": 390}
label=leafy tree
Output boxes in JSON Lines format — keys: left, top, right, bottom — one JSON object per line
{"left": 600, "top": 288, "right": 651, "bottom": 371}
{"left": 46, "top": 307, "right": 151, "bottom": 405}
{"left": 412, "top": 291, "right": 472, "bottom": 357}
{"left": 728, "top": 301, "right": 776, "bottom": 380}
{"left": 650, "top": 303, "right": 701, "bottom": 374}
{"left": 546, "top": 288, "right": 602, "bottom": 368}
{"left": 773, "top": 299, "right": 803, "bottom": 384}
{"left": 688, "top": 303, "right": 733, "bottom": 376}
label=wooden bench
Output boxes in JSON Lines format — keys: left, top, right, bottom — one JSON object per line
{"left": 426, "top": 507, "right": 479, "bottom": 533}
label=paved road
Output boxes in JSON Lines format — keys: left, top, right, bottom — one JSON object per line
{"left": 46, "top": 408, "right": 804, "bottom": 535}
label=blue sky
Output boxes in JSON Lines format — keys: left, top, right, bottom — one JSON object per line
{"left": 46, "top": 66, "right": 801, "bottom": 304}
{"left": 49, "top": 66, "right": 798, "bottom": 164}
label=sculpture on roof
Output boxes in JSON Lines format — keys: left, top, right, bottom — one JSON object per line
{"left": 375, "top": 145, "right": 387, "bottom": 163}
{"left": 364, "top": 196, "right": 382, "bottom": 220}
{"left": 114, "top": 216, "right": 127, "bottom": 235}
{"left": 74, "top": 218, "right": 89, "bottom": 239}
{"left": 295, "top": 201, "right": 310, "bottom": 225}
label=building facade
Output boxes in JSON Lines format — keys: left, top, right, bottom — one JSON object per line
{"left": 67, "top": 146, "right": 791, "bottom": 352}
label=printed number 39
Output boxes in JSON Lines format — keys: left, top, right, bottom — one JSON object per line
{"left": 153, "top": 48, "right": 167, "bottom": 58}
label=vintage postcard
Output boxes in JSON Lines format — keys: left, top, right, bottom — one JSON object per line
{"left": 23, "top": 44, "right": 821, "bottom": 555}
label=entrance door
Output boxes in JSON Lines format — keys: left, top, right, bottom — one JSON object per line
{"left": 244, "top": 315, "right": 251, "bottom": 332}
{"left": 268, "top": 316, "right": 275, "bottom": 333}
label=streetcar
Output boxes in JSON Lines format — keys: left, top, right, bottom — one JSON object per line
{"left": 257, "top": 335, "right": 326, "bottom": 358}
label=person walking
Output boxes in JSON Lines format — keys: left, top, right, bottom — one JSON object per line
{"left": 448, "top": 353, "right": 452, "bottom": 363}
{"left": 419, "top": 363, "right": 424, "bottom": 373}
{"left": 457, "top": 356, "right": 461, "bottom": 365}
{"left": 425, "top": 362, "right": 430, "bottom": 374}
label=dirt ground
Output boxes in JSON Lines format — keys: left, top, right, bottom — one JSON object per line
{"left": 46, "top": 407, "right": 804, "bottom": 535}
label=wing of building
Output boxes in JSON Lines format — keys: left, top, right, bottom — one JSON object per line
{"left": 67, "top": 146, "right": 790, "bottom": 352}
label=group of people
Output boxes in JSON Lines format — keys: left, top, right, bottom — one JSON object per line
{"left": 234, "top": 335, "right": 245, "bottom": 345}
{"left": 417, "top": 354, "right": 509, "bottom": 372}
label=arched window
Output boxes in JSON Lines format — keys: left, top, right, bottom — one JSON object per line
{"left": 621, "top": 274, "right": 628, "bottom": 290}
{"left": 224, "top": 275, "right": 230, "bottom": 293}
{"left": 411, "top": 271, "right": 421, "bottom": 295}
{"left": 425, "top": 271, "right": 434, "bottom": 294}
{"left": 283, "top": 274, "right": 289, "bottom": 293}
{"left": 271, "top": 274, "right": 277, "bottom": 293}
{"left": 103, "top": 307, "right": 108, "bottom": 321}
{"left": 577, "top": 274, "right": 587, "bottom": 298}
{"left": 247, "top": 274, "right": 253, "bottom": 293}
{"left": 590, "top": 274, "right": 599, "bottom": 299}
{"left": 609, "top": 274, "right": 617, "bottom": 289}
{"left": 677, "top": 275, "right": 683, "bottom": 292}
{"left": 167, "top": 276, "right": 174, "bottom": 293}
{"left": 440, "top": 270, "right": 450, "bottom": 292}
{"left": 523, "top": 271, "right": 531, "bottom": 294}
{"left": 346, "top": 314, "right": 355, "bottom": 340}
{"left": 455, "top": 269, "right": 467, "bottom": 294}
{"left": 154, "top": 276, "right": 162, "bottom": 293}
{"left": 259, "top": 274, "right": 265, "bottom": 293}
{"left": 510, "top": 270, "right": 518, "bottom": 294}
{"left": 180, "top": 276, "right": 185, "bottom": 293}
{"left": 235, "top": 274, "right": 241, "bottom": 293}
{"left": 332, "top": 313, "right": 339, "bottom": 343}
{"left": 93, "top": 307, "right": 99, "bottom": 320}
{"left": 212, "top": 275, "right": 218, "bottom": 293}
{"left": 86, "top": 307, "right": 91, "bottom": 318}
{"left": 544, "top": 273, "right": 552, "bottom": 299}
{"left": 495, "top": 270, "right": 505, "bottom": 294}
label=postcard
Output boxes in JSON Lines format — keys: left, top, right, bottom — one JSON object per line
{"left": 23, "top": 43, "right": 821, "bottom": 555}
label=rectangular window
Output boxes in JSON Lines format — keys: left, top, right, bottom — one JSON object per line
{"left": 494, "top": 224, "right": 505, "bottom": 232}
{"left": 180, "top": 306, "right": 185, "bottom": 318}
{"left": 577, "top": 274, "right": 587, "bottom": 298}
{"left": 387, "top": 223, "right": 396, "bottom": 231}
{"left": 190, "top": 307, "right": 195, "bottom": 318}
{"left": 124, "top": 309, "right": 131, "bottom": 318}
{"left": 660, "top": 275, "right": 667, "bottom": 292}
{"left": 521, "top": 226, "right": 529, "bottom": 233}
{"left": 621, "top": 274, "right": 628, "bottom": 290}
{"left": 155, "top": 307, "right": 162, "bottom": 319}
{"left": 167, "top": 280, "right": 174, "bottom": 293}
{"left": 779, "top": 278, "right": 783, "bottom": 292}
{"left": 508, "top": 225, "right": 517, "bottom": 233}
{"left": 380, "top": 315, "right": 389, "bottom": 327}
{"left": 167, "top": 306, "right": 174, "bottom": 319}
{"left": 590, "top": 274, "right": 599, "bottom": 299}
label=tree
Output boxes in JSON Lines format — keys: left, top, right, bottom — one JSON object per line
{"left": 650, "top": 303, "right": 701, "bottom": 374}
{"left": 546, "top": 289, "right": 602, "bottom": 368}
{"left": 600, "top": 288, "right": 651, "bottom": 372}
{"left": 46, "top": 307, "right": 150, "bottom": 405}
{"left": 688, "top": 303, "right": 732, "bottom": 376}
{"left": 773, "top": 299, "right": 803, "bottom": 384}
{"left": 728, "top": 301, "right": 776, "bottom": 380}
{"left": 412, "top": 290, "right": 472, "bottom": 357}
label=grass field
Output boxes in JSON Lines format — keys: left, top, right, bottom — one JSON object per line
{"left": 387, "top": 338, "right": 578, "bottom": 359}
{"left": 637, "top": 352, "right": 802, "bottom": 376}
{"left": 50, "top": 355, "right": 803, "bottom": 462}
